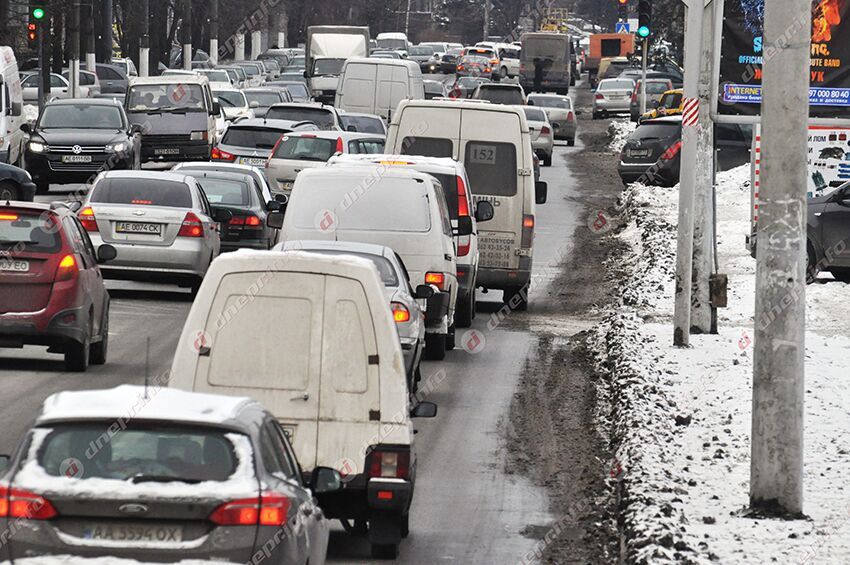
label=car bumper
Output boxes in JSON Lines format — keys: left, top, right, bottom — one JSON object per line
{"left": 90, "top": 235, "right": 211, "bottom": 281}
{"left": 594, "top": 99, "right": 631, "bottom": 113}
{"left": 140, "top": 140, "right": 210, "bottom": 163}
{"left": 532, "top": 139, "right": 554, "bottom": 156}
{"left": 477, "top": 267, "right": 531, "bottom": 290}
{"left": 25, "top": 152, "right": 134, "bottom": 184}
{"left": 551, "top": 120, "right": 577, "bottom": 139}
{"left": 618, "top": 159, "right": 680, "bottom": 185}
{"left": 455, "top": 263, "right": 476, "bottom": 296}
{"left": 220, "top": 238, "right": 272, "bottom": 253}
{"left": 0, "top": 304, "right": 89, "bottom": 348}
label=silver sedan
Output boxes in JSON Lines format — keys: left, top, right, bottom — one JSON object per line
{"left": 592, "top": 78, "right": 636, "bottom": 119}
{"left": 523, "top": 106, "right": 555, "bottom": 166}
{"left": 80, "top": 170, "right": 230, "bottom": 293}
{"left": 278, "top": 240, "right": 428, "bottom": 393}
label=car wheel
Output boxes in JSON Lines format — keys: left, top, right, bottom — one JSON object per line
{"left": 592, "top": 112, "right": 600, "bottom": 120}
{"left": 89, "top": 310, "right": 109, "bottom": 365}
{"left": 340, "top": 519, "right": 368, "bottom": 537}
{"left": 65, "top": 334, "right": 91, "bottom": 372}
{"left": 543, "top": 153, "right": 552, "bottom": 167}
{"left": 504, "top": 286, "right": 528, "bottom": 311}
{"left": 806, "top": 244, "right": 818, "bottom": 284}
{"left": 500, "top": 66, "right": 508, "bottom": 78}
{"left": 0, "top": 181, "right": 18, "bottom": 201}
{"left": 371, "top": 543, "right": 399, "bottom": 559}
{"left": 446, "top": 324, "right": 456, "bottom": 351}
{"left": 829, "top": 268, "right": 850, "bottom": 283}
{"left": 190, "top": 277, "right": 203, "bottom": 298}
{"left": 424, "top": 332, "right": 446, "bottom": 360}
{"left": 455, "top": 292, "right": 474, "bottom": 327}
{"left": 567, "top": 137, "right": 575, "bottom": 147}
{"left": 400, "top": 513, "right": 410, "bottom": 538}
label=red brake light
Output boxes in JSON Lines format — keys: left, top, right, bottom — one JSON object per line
{"left": 540, "top": 126, "right": 551, "bottom": 135}
{"left": 268, "top": 135, "right": 285, "bottom": 167}
{"left": 456, "top": 176, "right": 470, "bottom": 217}
{"left": 336, "top": 137, "right": 344, "bottom": 153}
{"left": 0, "top": 214, "right": 19, "bottom": 221}
{"left": 424, "top": 272, "right": 446, "bottom": 290}
{"left": 78, "top": 206, "right": 98, "bottom": 232}
{"left": 521, "top": 214, "right": 534, "bottom": 248}
{"left": 209, "top": 493, "right": 290, "bottom": 526}
{"left": 0, "top": 485, "right": 58, "bottom": 520}
{"left": 391, "top": 302, "right": 410, "bottom": 323}
{"left": 55, "top": 254, "right": 79, "bottom": 283}
{"left": 211, "top": 147, "right": 236, "bottom": 161}
{"left": 567, "top": 111, "right": 575, "bottom": 122}
{"left": 662, "top": 141, "right": 683, "bottom": 160}
{"left": 595, "top": 93, "right": 604, "bottom": 100}
{"left": 178, "top": 212, "right": 204, "bottom": 238}
{"left": 131, "top": 199, "right": 152, "bottom": 205}
{"left": 457, "top": 65, "right": 464, "bottom": 71}
{"left": 367, "top": 450, "right": 410, "bottom": 479}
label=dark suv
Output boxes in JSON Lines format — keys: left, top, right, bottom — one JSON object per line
{"left": 807, "top": 182, "right": 850, "bottom": 282}
{"left": 22, "top": 99, "right": 140, "bottom": 194}
{"left": 0, "top": 202, "right": 116, "bottom": 371}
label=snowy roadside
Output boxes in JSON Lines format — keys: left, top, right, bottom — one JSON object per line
{"left": 587, "top": 130, "right": 850, "bottom": 564}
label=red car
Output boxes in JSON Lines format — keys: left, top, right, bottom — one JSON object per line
{"left": 0, "top": 202, "right": 116, "bottom": 371}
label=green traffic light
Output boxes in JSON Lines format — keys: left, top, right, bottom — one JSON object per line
{"left": 32, "top": 7, "right": 45, "bottom": 20}
{"left": 637, "top": 25, "right": 650, "bottom": 38}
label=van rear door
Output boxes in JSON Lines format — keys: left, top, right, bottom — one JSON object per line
{"left": 338, "top": 62, "right": 377, "bottom": 114}
{"left": 191, "top": 271, "right": 325, "bottom": 469}
{"left": 460, "top": 108, "right": 525, "bottom": 271}
{"left": 316, "top": 274, "right": 381, "bottom": 470}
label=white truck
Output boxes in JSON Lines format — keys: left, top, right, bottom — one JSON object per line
{"left": 305, "top": 25, "right": 370, "bottom": 105}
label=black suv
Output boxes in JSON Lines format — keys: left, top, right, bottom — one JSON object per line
{"left": 22, "top": 99, "right": 140, "bottom": 194}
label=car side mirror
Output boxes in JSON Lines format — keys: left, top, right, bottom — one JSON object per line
{"left": 0, "top": 454, "right": 9, "bottom": 473}
{"left": 211, "top": 101, "right": 221, "bottom": 115}
{"left": 535, "top": 181, "right": 548, "bottom": 204}
{"left": 267, "top": 200, "right": 281, "bottom": 211}
{"left": 10, "top": 102, "right": 21, "bottom": 116}
{"left": 97, "top": 244, "right": 117, "bottom": 263}
{"left": 20, "top": 123, "right": 30, "bottom": 134}
{"left": 454, "top": 215, "right": 473, "bottom": 236}
{"left": 475, "top": 200, "right": 494, "bottom": 222}
{"left": 274, "top": 193, "right": 289, "bottom": 204}
{"left": 267, "top": 210, "right": 284, "bottom": 229}
{"left": 575, "top": 109, "right": 583, "bottom": 116}
{"left": 411, "top": 401, "right": 437, "bottom": 418}
{"left": 347, "top": 125, "right": 357, "bottom": 132}
{"left": 249, "top": 100, "right": 260, "bottom": 108}
{"left": 310, "top": 466, "right": 342, "bottom": 494}
{"left": 303, "top": 71, "right": 309, "bottom": 79}
{"left": 414, "top": 284, "right": 435, "bottom": 300}
{"left": 212, "top": 208, "right": 233, "bottom": 223}
{"left": 129, "top": 123, "right": 143, "bottom": 135}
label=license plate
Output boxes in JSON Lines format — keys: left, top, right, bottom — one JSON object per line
{"left": 61, "top": 155, "right": 92, "bottom": 163}
{"left": 83, "top": 523, "right": 182, "bottom": 543}
{"left": 629, "top": 149, "right": 651, "bottom": 158}
{"left": 239, "top": 157, "right": 266, "bottom": 166}
{"left": 0, "top": 260, "right": 29, "bottom": 272}
{"left": 154, "top": 147, "right": 180, "bottom": 155}
{"left": 115, "top": 222, "right": 162, "bottom": 235}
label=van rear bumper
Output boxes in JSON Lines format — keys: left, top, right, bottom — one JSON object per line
{"left": 477, "top": 267, "right": 531, "bottom": 290}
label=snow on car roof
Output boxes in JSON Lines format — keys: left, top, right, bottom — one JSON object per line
{"left": 37, "top": 385, "right": 256, "bottom": 426}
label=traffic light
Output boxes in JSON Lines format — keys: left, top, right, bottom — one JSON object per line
{"left": 637, "top": 0, "right": 652, "bottom": 38}
{"left": 618, "top": 0, "right": 629, "bottom": 20}
{"left": 26, "top": 22, "right": 37, "bottom": 45}
{"left": 30, "top": 1, "right": 46, "bottom": 22}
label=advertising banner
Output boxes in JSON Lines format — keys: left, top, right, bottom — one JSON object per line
{"left": 719, "top": 0, "right": 850, "bottom": 118}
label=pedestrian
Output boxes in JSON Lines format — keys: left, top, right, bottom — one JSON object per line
{"left": 533, "top": 57, "right": 544, "bottom": 92}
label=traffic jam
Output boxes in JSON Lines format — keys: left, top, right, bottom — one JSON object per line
{"left": 0, "top": 20, "right": 588, "bottom": 563}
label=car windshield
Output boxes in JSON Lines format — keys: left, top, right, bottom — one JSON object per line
{"left": 280, "top": 83, "right": 309, "bottom": 98}
{"left": 339, "top": 115, "right": 384, "bottom": 134}
{"left": 643, "top": 82, "right": 671, "bottom": 94}
{"left": 600, "top": 80, "right": 634, "bottom": 91}
{"left": 290, "top": 56, "right": 306, "bottom": 67}
{"left": 0, "top": 211, "right": 62, "bottom": 253}
{"left": 633, "top": 123, "right": 681, "bottom": 140}
{"left": 424, "top": 82, "right": 443, "bottom": 94}
{"left": 39, "top": 105, "right": 123, "bottom": 129}
{"left": 377, "top": 38, "right": 406, "bottom": 50}
{"left": 222, "top": 127, "right": 286, "bottom": 149}
{"left": 245, "top": 91, "right": 282, "bottom": 107}
{"left": 662, "top": 93, "right": 683, "bottom": 109}
{"left": 313, "top": 59, "right": 345, "bottom": 75}
{"left": 91, "top": 178, "right": 193, "bottom": 208}
{"left": 523, "top": 107, "right": 547, "bottom": 121}
{"left": 198, "top": 178, "right": 251, "bottom": 206}
{"left": 237, "top": 64, "right": 259, "bottom": 77}
{"left": 214, "top": 90, "right": 247, "bottom": 108}
{"left": 531, "top": 96, "right": 569, "bottom": 109}
{"left": 410, "top": 46, "right": 435, "bottom": 56}
{"left": 477, "top": 86, "right": 523, "bottom": 104}
{"left": 300, "top": 250, "right": 399, "bottom": 286}
{"left": 274, "top": 136, "right": 336, "bottom": 161}
{"left": 266, "top": 107, "right": 335, "bottom": 129}
{"left": 199, "top": 70, "right": 230, "bottom": 82}
{"left": 37, "top": 424, "right": 239, "bottom": 483}
{"left": 126, "top": 84, "right": 206, "bottom": 111}
{"left": 461, "top": 56, "right": 490, "bottom": 66}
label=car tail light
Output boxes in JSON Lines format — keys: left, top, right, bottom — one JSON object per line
{"left": 631, "top": 91, "right": 638, "bottom": 103}
{"left": 457, "top": 65, "right": 464, "bottom": 72}
{"left": 456, "top": 176, "right": 470, "bottom": 217}
{"left": 55, "top": 254, "right": 78, "bottom": 283}
{"left": 0, "top": 485, "right": 58, "bottom": 520}
{"left": 391, "top": 302, "right": 410, "bottom": 323}
{"left": 541, "top": 126, "right": 551, "bottom": 136}
{"left": 457, "top": 238, "right": 470, "bottom": 257}
{"left": 336, "top": 137, "right": 344, "bottom": 153}
{"left": 490, "top": 59, "right": 499, "bottom": 66}
{"left": 425, "top": 272, "right": 446, "bottom": 290}
{"left": 567, "top": 111, "right": 575, "bottom": 122}
{"left": 662, "top": 141, "right": 683, "bottom": 161}
{"left": 267, "top": 135, "right": 285, "bottom": 167}
{"left": 209, "top": 493, "right": 290, "bottom": 526}
{"left": 367, "top": 450, "right": 410, "bottom": 479}
{"left": 178, "top": 212, "right": 204, "bottom": 238}
{"left": 521, "top": 214, "right": 534, "bottom": 248}
{"left": 595, "top": 94, "right": 604, "bottom": 100}
{"left": 0, "top": 214, "right": 19, "bottom": 221}
{"left": 78, "top": 206, "right": 98, "bottom": 232}
{"left": 211, "top": 147, "right": 236, "bottom": 161}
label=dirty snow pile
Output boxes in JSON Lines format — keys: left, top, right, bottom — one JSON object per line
{"left": 23, "top": 104, "right": 38, "bottom": 123}
{"left": 588, "top": 164, "right": 850, "bottom": 564}
{"left": 607, "top": 119, "right": 637, "bottom": 154}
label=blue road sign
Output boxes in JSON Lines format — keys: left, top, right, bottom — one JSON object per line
{"left": 615, "top": 22, "right": 630, "bottom": 33}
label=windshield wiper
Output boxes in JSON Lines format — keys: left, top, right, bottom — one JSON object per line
{"left": 129, "top": 474, "right": 202, "bottom": 484}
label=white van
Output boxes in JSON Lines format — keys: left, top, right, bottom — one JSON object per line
{"left": 170, "top": 251, "right": 436, "bottom": 559}
{"left": 0, "top": 47, "right": 25, "bottom": 165}
{"left": 385, "top": 99, "right": 548, "bottom": 309}
{"left": 275, "top": 166, "right": 463, "bottom": 358}
{"left": 334, "top": 58, "right": 425, "bottom": 122}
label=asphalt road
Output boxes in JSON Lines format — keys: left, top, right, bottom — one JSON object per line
{"left": 0, "top": 94, "right": 582, "bottom": 564}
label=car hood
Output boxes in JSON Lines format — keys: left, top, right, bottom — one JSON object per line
{"left": 34, "top": 129, "right": 127, "bottom": 145}
{"left": 127, "top": 110, "right": 209, "bottom": 134}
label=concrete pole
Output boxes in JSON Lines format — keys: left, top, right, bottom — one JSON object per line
{"left": 251, "top": 30, "right": 262, "bottom": 60}
{"left": 139, "top": 0, "right": 150, "bottom": 77}
{"left": 101, "top": 0, "right": 112, "bottom": 63}
{"left": 750, "top": 0, "right": 809, "bottom": 515}
{"left": 235, "top": 34, "right": 245, "bottom": 61}
{"left": 84, "top": 0, "right": 96, "bottom": 71}
{"left": 405, "top": 0, "right": 412, "bottom": 38}
{"left": 690, "top": 0, "right": 717, "bottom": 333}
{"left": 483, "top": 0, "right": 490, "bottom": 41}
{"left": 672, "top": 0, "right": 703, "bottom": 346}
{"left": 182, "top": 0, "right": 192, "bottom": 70}
{"left": 69, "top": 1, "right": 81, "bottom": 98}
{"left": 639, "top": 39, "right": 647, "bottom": 114}
{"left": 209, "top": 0, "right": 219, "bottom": 65}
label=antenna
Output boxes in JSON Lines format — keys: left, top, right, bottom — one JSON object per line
{"left": 144, "top": 336, "right": 151, "bottom": 400}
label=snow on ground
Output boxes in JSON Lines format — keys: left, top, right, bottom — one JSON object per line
{"left": 23, "top": 104, "right": 38, "bottom": 123}
{"left": 588, "top": 139, "right": 850, "bottom": 564}
{"left": 607, "top": 119, "right": 637, "bottom": 154}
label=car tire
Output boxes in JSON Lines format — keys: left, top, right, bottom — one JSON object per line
{"left": 830, "top": 268, "right": 850, "bottom": 283}
{"left": 806, "top": 244, "right": 818, "bottom": 284}
{"left": 89, "top": 310, "right": 109, "bottom": 366}
{"left": 567, "top": 137, "right": 575, "bottom": 147}
{"left": 592, "top": 112, "right": 600, "bottom": 120}
{"left": 371, "top": 543, "right": 399, "bottom": 559}
{"left": 543, "top": 153, "right": 552, "bottom": 167}
{"left": 446, "top": 324, "right": 456, "bottom": 351}
{"left": 504, "top": 286, "right": 529, "bottom": 311}
{"left": 500, "top": 66, "right": 508, "bottom": 78}
{"left": 424, "top": 332, "right": 446, "bottom": 360}
{"left": 65, "top": 336, "right": 91, "bottom": 372}
{"left": 400, "top": 513, "right": 410, "bottom": 538}
{"left": 0, "top": 181, "right": 19, "bottom": 201}
{"left": 455, "top": 291, "right": 474, "bottom": 327}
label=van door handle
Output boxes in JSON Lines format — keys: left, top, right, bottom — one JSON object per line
{"left": 444, "top": 254, "right": 452, "bottom": 261}
{"left": 291, "top": 393, "right": 309, "bottom": 401}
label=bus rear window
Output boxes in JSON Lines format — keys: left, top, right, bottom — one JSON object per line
{"left": 401, "top": 136, "right": 453, "bottom": 158}
{"left": 464, "top": 142, "right": 517, "bottom": 197}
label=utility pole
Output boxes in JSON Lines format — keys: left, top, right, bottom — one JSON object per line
{"left": 639, "top": 39, "right": 647, "bottom": 114}
{"left": 139, "top": 0, "right": 149, "bottom": 76}
{"left": 750, "top": 0, "right": 810, "bottom": 515}
{"left": 181, "top": 0, "right": 191, "bottom": 70}
{"left": 483, "top": 0, "right": 490, "bottom": 41}
{"left": 235, "top": 34, "right": 245, "bottom": 61}
{"left": 672, "top": 0, "right": 704, "bottom": 346}
{"left": 405, "top": 0, "right": 412, "bottom": 38}
{"left": 209, "top": 0, "right": 218, "bottom": 65}
{"left": 38, "top": 9, "right": 50, "bottom": 112}
{"left": 84, "top": 0, "right": 96, "bottom": 72}
{"left": 251, "top": 31, "right": 262, "bottom": 60}
{"left": 690, "top": 0, "right": 717, "bottom": 333}
{"left": 100, "top": 0, "right": 112, "bottom": 63}
{"left": 69, "top": 1, "right": 81, "bottom": 98}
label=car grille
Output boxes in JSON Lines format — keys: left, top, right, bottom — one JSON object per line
{"left": 50, "top": 145, "right": 108, "bottom": 153}
{"left": 143, "top": 134, "right": 191, "bottom": 144}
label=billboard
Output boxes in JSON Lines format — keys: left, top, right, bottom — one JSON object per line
{"left": 719, "top": 0, "right": 850, "bottom": 118}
